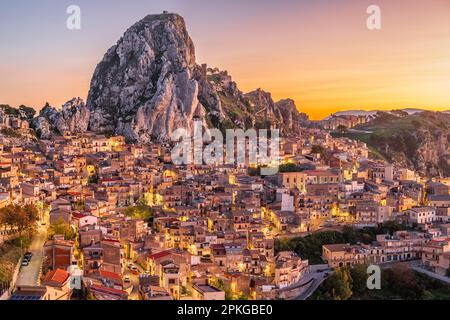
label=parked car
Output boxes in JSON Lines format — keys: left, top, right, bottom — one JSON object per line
{"left": 24, "top": 252, "right": 33, "bottom": 260}
{"left": 21, "top": 259, "right": 29, "bottom": 267}
{"left": 127, "top": 262, "right": 134, "bottom": 269}
{"left": 123, "top": 276, "right": 131, "bottom": 283}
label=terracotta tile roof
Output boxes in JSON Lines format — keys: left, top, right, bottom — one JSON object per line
{"left": 72, "top": 212, "right": 87, "bottom": 219}
{"left": 148, "top": 250, "right": 172, "bottom": 260}
{"left": 99, "top": 270, "right": 122, "bottom": 281}
{"left": 90, "top": 284, "right": 128, "bottom": 296}
{"left": 102, "top": 237, "right": 120, "bottom": 244}
{"left": 43, "top": 269, "right": 70, "bottom": 285}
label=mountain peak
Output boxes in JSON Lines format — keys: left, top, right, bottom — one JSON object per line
{"left": 126, "top": 12, "right": 189, "bottom": 39}
{"left": 33, "top": 13, "right": 309, "bottom": 142}
{"left": 86, "top": 12, "right": 200, "bottom": 142}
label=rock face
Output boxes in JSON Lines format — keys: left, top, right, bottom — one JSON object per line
{"left": 87, "top": 14, "right": 207, "bottom": 143}
{"left": 275, "top": 99, "right": 309, "bottom": 133}
{"left": 31, "top": 13, "right": 308, "bottom": 141}
{"left": 85, "top": 13, "right": 308, "bottom": 142}
{"left": 359, "top": 111, "right": 450, "bottom": 177}
{"left": 33, "top": 98, "right": 89, "bottom": 139}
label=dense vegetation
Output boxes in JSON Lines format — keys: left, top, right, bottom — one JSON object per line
{"left": 48, "top": 218, "right": 77, "bottom": 241}
{"left": 0, "top": 234, "right": 34, "bottom": 283}
{"left": 0, "top": 204, "right": 39, "bottom": 235}
{"left": 279, "top": 163, "right": 307, "bottom": 173}
{"left": 311, "top": 145, "right": 327, "bottom": 157}
{"left": 210, "top": 277, "right": 249, "bottom": 300}
{"left": 275, "top": 222, "right": 410, "bottom": 264}
{"left": 125, "top": 201, "right": 154, "bottom": 223}
{"left": 311, "top": 264, "right": 450, "bottom": 300}
{"left": 0, "top": 128, "right": 22, "bottom": 138}
{"left": 0, "top": 104, "right": 35, "bottom": 120}
{"left": 0, "top": 204, "right": 39, "bottom": 283}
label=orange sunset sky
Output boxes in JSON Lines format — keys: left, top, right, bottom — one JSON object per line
{"left": 0, "top": 0, "right": 449, "bottom": 120}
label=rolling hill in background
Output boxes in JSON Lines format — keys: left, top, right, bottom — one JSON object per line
{"left": 333, "top": 111, "right": 450, "bottom": 177}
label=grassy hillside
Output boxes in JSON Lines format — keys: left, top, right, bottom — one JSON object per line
{"left": 332, "top": 111, "right": 450, "bottom": 177}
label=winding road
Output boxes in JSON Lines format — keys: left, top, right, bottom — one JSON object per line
{"left": 292, "top": 272, "right": 329, "bottom": 300}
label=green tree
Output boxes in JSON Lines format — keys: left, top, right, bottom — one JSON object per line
{"left": 86, "top": 292, "right": 97, "bottom": 300}
{"left": 332, "top": 268, "right": 353, "bottom": 300}
{"left": 377, "top": 220, "right": 411, "bottom": 234}
{"left": 311, "top": 145, "right": 325, "bottom": 155}
{"left": 237, "top": 292, "right": 248, "bottom": 300}
{"left": 383, "top": 265, "right": 423, "bottom": 299}
{"left": 315, "top": 267, "right": 353, "bottom": 300}
{"left": 349, "top": 264, "right": 368, "bottom": 296}
{"left": 311, "top": 144, "right": 330, "bottom": 162}
{"left": 337, "top": 125, "right": 348, "bottom": 133}
{"left": 73, "top": 200, "right": 86, "bottom": 211}
{"left": 125, "top": 204, "right": 153, "bottom": 222}
{"left": 0, "top": 205, "right": 38, "bottom": 234}
{"left": 48, "top": 219, "right": 77, "bottom": 241}
{"left": 275, "top": 231, "right": 347, "bottom": 264}
{"left": 279, "top": 163, "right": 303, "bottom": 173}
{"left": 0, "top": 206, "right": 15, "bottom": 230}
{"left": 88, "top": 174, "right": 99, "bottom": 184}
{"left": 23, "top": 204, "right": 39, "bottom": 224}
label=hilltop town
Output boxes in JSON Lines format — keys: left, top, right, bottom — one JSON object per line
{"left": 0, "top": 123, "right": 448, "bottom": 300}
{"left": 1, "top": 12, "right": 449, "bottom": 301}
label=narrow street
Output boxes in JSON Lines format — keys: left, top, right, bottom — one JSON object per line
{"left": 123, "top": 260, "right": 144, "bottom": 300}
{"left": 15, "top": 225, "right": 47, "bottom": 287}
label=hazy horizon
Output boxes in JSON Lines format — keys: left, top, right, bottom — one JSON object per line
{"left": 1, "top": 0, "right": 450, "bottom": 120}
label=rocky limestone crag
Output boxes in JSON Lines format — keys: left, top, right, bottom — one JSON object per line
{"left": 275, "top": 99, "right": 309, "bottom": 133}
{"left": 390, "top": 127, "right": 450, "bottom": 177}
{"left": 87, "top": 13, "right": 207, "bottom": 143}
{"left": 275, "top": 99, "right": 309, "bottom": 132}
{"left": 29, "top": 13, "right": 308, "bottom": 142}
{"left": 85, "top": 13, "right": 308, "bottom": 142}
{"left": 32, "top": 98, "right": 89, "bottom": 139}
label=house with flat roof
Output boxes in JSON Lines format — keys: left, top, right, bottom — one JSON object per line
{"left": 191, "top": 284, "right": 225, "bottom": 300}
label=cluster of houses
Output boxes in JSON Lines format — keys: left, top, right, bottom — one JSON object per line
{"left": 320, "top": 114, "right": 373, "bottom": 131}
{"left": 322, "top": 227, "right": 450, "bottom": 277}
{"left": 3, "top": 126, "right": 449, "bottom": 300}
{"left": 0, "top": 108, "right": 30, "bottom": 131}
